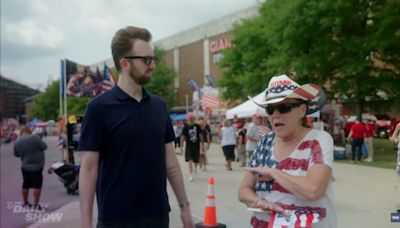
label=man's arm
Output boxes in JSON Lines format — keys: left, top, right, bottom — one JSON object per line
{"left": 79, "top": 151, "right": 99, "bottom": 228}
{"left": 347, "top": 130, "right": 353, "bottom": 141}
{"left": 38, "top": 137, "right": 48, "bottom": 151}
{"left": 165, "top": 142, "right": 194, "bottom": 228}
{"left": 14, "top": 144, "right": 20, "bottom": 157}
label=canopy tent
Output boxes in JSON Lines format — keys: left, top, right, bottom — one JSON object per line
{"left": 169, "top": 113, "right": 187, "bottom": 121}
{"left": 226, "top": 90, "right": 267, "bottom": 119}
{"left": 27, "top": 118, "right": 48, "bottom": 127}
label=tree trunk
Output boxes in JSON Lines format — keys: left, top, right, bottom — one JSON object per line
{"left": 356, "top": 97, "right": 365, "bottom": 121}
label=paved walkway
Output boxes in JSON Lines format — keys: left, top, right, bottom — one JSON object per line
{"left": 29, "top": 143, "right": 400, "bottom": 228}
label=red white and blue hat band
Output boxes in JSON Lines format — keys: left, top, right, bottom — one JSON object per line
{"left": 249, "top": 75, "right": 325, "bottom": 115}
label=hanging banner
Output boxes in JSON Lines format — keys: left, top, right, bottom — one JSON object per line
{"left": 65, "top": 59, "right": 115, "bottom": 98}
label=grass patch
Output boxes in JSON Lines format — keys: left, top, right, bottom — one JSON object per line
{"left": 335, "top": 138, "right": 397, "bottom": 170}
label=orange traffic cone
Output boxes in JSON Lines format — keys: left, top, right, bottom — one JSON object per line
{"left": 195, "top": 177, "right": 226, "bottom": 228}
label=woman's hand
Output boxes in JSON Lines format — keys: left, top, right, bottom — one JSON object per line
{"left": 256, "top": 198, "right": 285, "bottom": 213}
{"left": 244, "top": 167, "right": 275, "bottom": 182}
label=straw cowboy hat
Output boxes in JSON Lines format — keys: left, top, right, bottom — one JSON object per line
{"left": 249, "top": 75, "right": 326, "bottom": 115}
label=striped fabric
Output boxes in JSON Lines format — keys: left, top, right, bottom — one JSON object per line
{"left": 248, "top": 129, "right": 336, "bottom": 227}
{"left": 267, "top": 210, "right": 320, "bottom": 228}
{"left": 200, "top": 95, "right": 220, "bottom": 111}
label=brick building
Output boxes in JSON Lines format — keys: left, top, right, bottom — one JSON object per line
{"left": 153, "top": 5, "right": 259, "bottom": 109}
{"left": 0, "top": 75, "right": 39, "bottom": 122}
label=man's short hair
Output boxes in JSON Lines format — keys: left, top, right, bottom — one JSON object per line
{"left": 111, "top": 26, "right": 152, "bottom": 72}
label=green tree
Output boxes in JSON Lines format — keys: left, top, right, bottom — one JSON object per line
{"left": 219, "top": 19, "right": 273, "bottom": 100}
{"left": 29, "top": 80, "right": 90, "bottom": 120}
{"left": 29, "top": 80, "right": 60, "bottom": 120}
{"left": 145, "top": 48, "right": 177, "bottom": 108}
{"left": 219, "top": 0, "right": 400, "bottom": 115}
{"left": 67, "top": 96, "right": 90, "bottom": 115}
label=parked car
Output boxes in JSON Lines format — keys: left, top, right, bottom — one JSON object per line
{"left": 374, "top": 114, "right": 392, "bottom": 138}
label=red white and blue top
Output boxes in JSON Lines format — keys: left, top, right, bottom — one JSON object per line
{"left": 248, "top": 129, "right": 337, "bottom": 227}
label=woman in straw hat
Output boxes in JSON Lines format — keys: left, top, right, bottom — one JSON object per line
{"left": 238, "top": 75, "right": 336, "bottom": 227}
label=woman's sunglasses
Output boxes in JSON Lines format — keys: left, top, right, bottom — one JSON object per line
{"left": 265, "top": 102, "right": 303, "bottom": 115}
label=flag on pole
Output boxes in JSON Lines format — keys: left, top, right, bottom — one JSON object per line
{"left": 65, "top": 59, "right": 115, "bottom": 98}
{"left": 205, "top": 74, "right": 215, "bottom": 87}
{"left": 59, "top": 59, "right": 65, "bottom": 116}
{"left": 187, "top": 78, "right": 200, "bottom": 92}
{"left": 60, "top": 59, "right": 65, "bottom": 97}
{"left": 200, "top": 94, "right": 220, "bottom": 111}
{"left": 103, "top": 64, "right": 116, "bottom": 83}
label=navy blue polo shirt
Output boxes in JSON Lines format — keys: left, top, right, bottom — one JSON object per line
{"left": 79, "top": 85, "right": 175, "bottom": 222}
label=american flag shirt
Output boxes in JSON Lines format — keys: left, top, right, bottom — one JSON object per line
{"left": 248, "top": 129, "right": 337, "bottom": 228}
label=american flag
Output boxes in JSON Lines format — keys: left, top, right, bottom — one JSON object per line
{"left": 187, "top": 79, "right": 200, "bottom": 92}
{"left": 103, "top": 64, "right": 115, "bottom": 83}
{"left": 200, "top": 94, "right": 220, "bottom": 111}
{"left": 268, "top": 210, "right": 320, "bottom": 228}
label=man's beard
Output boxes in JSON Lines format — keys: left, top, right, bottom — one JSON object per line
{"left": 129, "top": 68, "right": 151, "bottom": 86}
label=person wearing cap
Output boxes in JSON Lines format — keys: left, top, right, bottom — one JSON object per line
{"left": 79, "top": 26, "right": 193, "bottom": 228}
{"left": 246, "top": 113, "right": 263, "bottom": 160}
{"left": 238, "top": 75, "right": 336, "bottom": 227}
{"left": 180, "top": 113, "right": 203, "bottom": 181}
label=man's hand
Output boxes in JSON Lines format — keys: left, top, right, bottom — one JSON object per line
{"left": 181, "top": 208, "right": 194, "bottom": 228}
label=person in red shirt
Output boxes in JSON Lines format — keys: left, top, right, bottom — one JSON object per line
{"left": 364, "top": 119, "right": 375, "bottom": 162}
{"left": 347, "top": 118, "right": 367, "bottom": 163}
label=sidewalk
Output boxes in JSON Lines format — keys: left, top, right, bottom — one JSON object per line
{"left": 29, "top": 143, "right": 399, "bottom": 228}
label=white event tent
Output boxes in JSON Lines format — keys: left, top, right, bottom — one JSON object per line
{"left": 226, "top": 90, "right": 267, "bottom": 119}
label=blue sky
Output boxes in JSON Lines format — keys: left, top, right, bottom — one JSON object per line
{"left": 1, "top": 0, "right": 259, "bottom": 90}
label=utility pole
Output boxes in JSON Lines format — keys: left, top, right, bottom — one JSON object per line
{"left": 185, "top": 94, "right": 189, "bottom": 114}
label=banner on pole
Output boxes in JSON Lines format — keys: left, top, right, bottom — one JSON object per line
{"left": 65, "top": 59, "right": 115, "bottom": 98}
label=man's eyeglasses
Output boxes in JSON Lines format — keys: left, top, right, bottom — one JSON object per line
{"left": 265, "top": 102, "right": 303, "bottom": 115}
{"left": 123, "top": 56, "right": 158, "bottom": 65}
